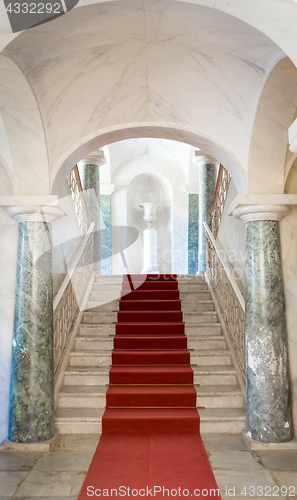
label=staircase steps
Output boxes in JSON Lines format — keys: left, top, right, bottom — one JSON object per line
{"left": 55, "top": 274, "right": 245, "bottom": 435}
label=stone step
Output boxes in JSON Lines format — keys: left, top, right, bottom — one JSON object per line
{"left": 58, "top": 385, "right": 107, "bottom": 408}
{"left": 199, "top": 408, "right": 246, "bottom": 434}
{"left": 55, "top": 407, "right": 246, "bottom": 435}
{"left": 58, "top": 384, "right": 242, "bottom": 409}
{"left": 180, "top": 291, "right": 211, "bottom": 300}
{"left": 70, "top": 351, "right": 112, "bottom": 367}
{"left": 70, "top": 349, "right": 231, "bottom": 367}
{"left": 75, "top": 336, "right": 113, "bottom": 351}
{"left": 185, "top": 324, "right": 222, "bottom": 336}
{"left": 75, "top": 334, "right": 225, "bottom": 352}
{"left": 193, "top": 366, "right": 238, "bottom": 385}
{"left": 63, "top": 365, "right": 238, "bottom": 387}
{"left": 183, "top": 312, "right": 218, "bottom": 324}
{"left": 178, "top": 283, "right": 208, "bottom": 292}
{"left": 190, "top": 350, "right": 231, "bottom": 366}
{"left": 188, "top": 336, "right": 226, "bottom": 350}
{"left": 177, "top": 275, "right": 205, "bottom": 282}
{"left": 89, "top": 292, "right": 122, "bottom": 302}
{"left": 55, "top": 408, "right": 104, "bottom": 434}
{"left": 83, "top": 312, "right": 117, "bottom": 324}
{"left": 196, "top": 385, "right": 243, "bottom": 408}
{"left": 93, "top": 283, "right": 123, "bottom": 292}
{"left": 79, "top": 324, "right": 115, "bottom": 336}
{"left": 181, "top": 301, "right": 214, "bottom": 312}
{"left": 86, "top": 301, "right": 119, "bottom": 312}
{"left": 64, "top": 367, "right": 111, "bottom": 386}
{"left": 94, "top": 274, "right": 123, "bottom": 282}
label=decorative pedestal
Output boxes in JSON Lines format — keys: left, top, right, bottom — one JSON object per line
{"left": 140, "top": 203, "right": 160, "bottom": 274}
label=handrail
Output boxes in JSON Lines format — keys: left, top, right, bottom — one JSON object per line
{"left": 204, "top": 221, "right": 246, "bottom": 386}
{"left": 204, "top": 222, "right": 245, "bottom": 312}
{"left": 211, "top": 165, "right": 231, "bottom": 239}
{"left": 53, "top": 223, "right": 94, "bottom": 376}
{"left": 53, "top": 222, "right": 95, "bottom": 311}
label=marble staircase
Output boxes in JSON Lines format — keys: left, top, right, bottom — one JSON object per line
{"left": 55, "top": 275, "right": 246, "bottom": 434}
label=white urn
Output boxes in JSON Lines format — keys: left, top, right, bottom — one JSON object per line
{"left": 140, "top": 203, "right": 161, "bottom": 228}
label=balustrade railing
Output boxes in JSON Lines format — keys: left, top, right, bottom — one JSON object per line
{"left": 53, "top": 223, "right": 94, "bottom": 376}
{"left": 211, "top": 164, "right": 231, "bottom": 239}
{"left": 204, "top": 222, "right": 246, "bottom": 384}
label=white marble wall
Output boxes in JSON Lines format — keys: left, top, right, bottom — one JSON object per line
{"left": 0, "top": 56, "right": 50, "bottom": 195}
{"left": 217, "top": 180, "right": 246, "bottom": 293}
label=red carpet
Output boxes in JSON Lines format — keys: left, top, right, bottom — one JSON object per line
{"left": 78, "top": 275, "right": 222, "bottom": 499}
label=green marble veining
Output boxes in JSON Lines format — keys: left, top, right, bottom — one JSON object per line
{"left": 198, "top": 164, "right": 217, "bottom": 272}
{"left": 188, "top": 194, "right": 199, "bottom": 274}
{"left": 9, "top": 221, "right": 55, "bottom": 443}
{"left": 100, "top": 194, "right": 112, "bottom": 275}
{"left": 245, "top": 220, "right": 293, "bottom": 443}
{"left": 80, "top": 164, "right": 101, "bottom": 271}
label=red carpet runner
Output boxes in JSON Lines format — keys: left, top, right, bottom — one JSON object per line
{"left": 78, "top": 275, "right": 221, "bottom": 499}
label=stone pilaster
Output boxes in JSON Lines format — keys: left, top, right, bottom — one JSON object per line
{"left": 233, "top": 204, "right": 293, "bottom": 443}
{"left": 7, "top": 205, "right": 64, "bottom": 443}
{"left": 79, "top": 150, "right": 106, "bottom": 271}
{"left": 196, "top": 155, "right": 218, "bottom": 273}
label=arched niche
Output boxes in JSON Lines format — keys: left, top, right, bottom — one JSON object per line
{"left": 127, "top": 172, "right": 173, "bottom": 274}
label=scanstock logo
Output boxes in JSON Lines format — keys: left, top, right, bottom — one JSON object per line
{"left": 4, "top": 0, "right": 79, "bottom": 33}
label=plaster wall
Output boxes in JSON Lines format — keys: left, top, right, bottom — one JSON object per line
{"left": 217, "top": 180, "right": 246, "bottom": 293}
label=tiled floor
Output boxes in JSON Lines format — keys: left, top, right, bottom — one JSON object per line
{"left": 0, "top": 434, "right": 296, "bottom": 499}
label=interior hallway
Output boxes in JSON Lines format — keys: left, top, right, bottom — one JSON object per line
{"left": 1, "top": 433, "right": 297, "bottom": 499}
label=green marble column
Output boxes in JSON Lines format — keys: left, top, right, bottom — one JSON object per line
{"left": 8, "top": 206, "right": 63, "bottom": 443}
{"left": 100, "top": 194, "right": 112, "bottom": 275}
{"left": 234, "top": 205, "right": 293, "bottom": 443}
{"left": 198, "top": 162, "right": 217, "bottom": 272}
{"left": 188, "top": 194, "right": 199, "bottom": 274}
{"left": 80, "top": 151, "right": 105, "bottom": 272}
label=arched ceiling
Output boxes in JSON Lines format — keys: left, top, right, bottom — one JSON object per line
{"left": 1, "top": 0, "right": 297, "bottom": 63}
{"left": 1, "top": 0, "right": 284, "bottom": 193}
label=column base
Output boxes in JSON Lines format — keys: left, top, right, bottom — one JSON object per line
{"left": 242, "top": 431, "right": 297, "bottom": 450}
{"left": 0, "top": 432, "right": 59, "bottom": 452}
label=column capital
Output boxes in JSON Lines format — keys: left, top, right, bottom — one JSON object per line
{"left": 7, "top": 205, "right": 65, "bottom": 223}
{"left": 229, "top": 194, "right": 297, "bottom": 223}
{"left": 79, "top": 149, "right": 106, "bottom": 168}
{"left": 194, "top": 151, "right": 219, "bottom": 167}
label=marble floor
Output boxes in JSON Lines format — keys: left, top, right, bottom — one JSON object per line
{"left": 0, "top": 434, "right": 297, "bottom": 499}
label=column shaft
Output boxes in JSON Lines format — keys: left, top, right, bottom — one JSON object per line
{"left": 198, "top": 164, "right": 217, "bottom": 272}
{"left": 80, "top": 164, "right": 101, "bottom": 271}
{"left": 245, "top": 220, "right": 293, "bottom": 442}
{"left": 9, "top": 221, "right": 55, "bottom": 443}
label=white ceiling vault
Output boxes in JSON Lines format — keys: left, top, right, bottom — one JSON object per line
{"left": 0, "top": 0, "right": 296, "bottom": 195}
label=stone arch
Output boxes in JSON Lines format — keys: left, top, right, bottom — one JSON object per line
{"left": 51, "top": 124, "right": 247, "bottom": 195}
{"left": 248, "top": 57, "right": 297, "bottom": 194}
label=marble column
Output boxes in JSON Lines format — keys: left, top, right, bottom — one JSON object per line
{"left": 234, "top": 205, "right": 293, "bottom": 443}
{"left": 196, "top": 156, "right": 218, "bottom": 273}
{"left": 7, "top": 205, "right": 64, "bottom": 443}
{"left": 79, "top": 150, "right": 106, "bottom": 271}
